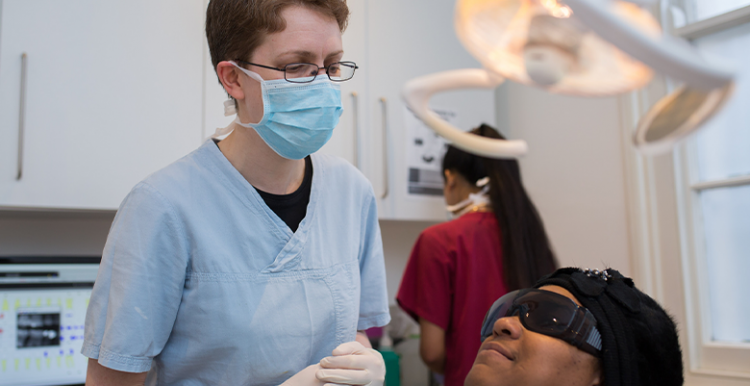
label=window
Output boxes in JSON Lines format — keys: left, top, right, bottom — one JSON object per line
{"left": 690, "top": 22, "right": 750, "bottom": 345}
{"left": 623, "top": 1, "right": 750, "bottom": 383}
{"left": 682, "top": 0, "right": 750, "bottom": 22}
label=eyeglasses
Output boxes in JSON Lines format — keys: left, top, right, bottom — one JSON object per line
{"left": 235, "top": 60, "right": 358, "bottom": 83}
{"left": 480, "top": 288, "right": 602, "bottom": 357}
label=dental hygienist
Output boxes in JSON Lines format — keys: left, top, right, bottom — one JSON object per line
{"left": 82, "top": 1, "right": 390, "bottom": 385}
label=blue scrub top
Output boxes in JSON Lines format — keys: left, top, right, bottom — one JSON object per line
{"left": 82, "top": 140, "right": 390, "bottom": 385}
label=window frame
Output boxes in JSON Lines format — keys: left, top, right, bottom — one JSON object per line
{"left": 622, "top": 2, "right": 750, "bottom": 384}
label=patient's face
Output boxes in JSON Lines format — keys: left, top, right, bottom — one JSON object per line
{"left": 464, "top": 285, "right": 601, "bottom": 386}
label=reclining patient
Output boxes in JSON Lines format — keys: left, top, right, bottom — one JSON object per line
{"left": 465, "top": 267, "right": 683, "bottom": 386}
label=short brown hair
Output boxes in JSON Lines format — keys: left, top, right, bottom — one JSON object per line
{"left": 206, "top": 0, "right": 349, "bottom": 80}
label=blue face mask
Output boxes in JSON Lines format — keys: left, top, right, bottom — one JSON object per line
{"left": 217, "top": 61, "right": 344, "bottom": 160}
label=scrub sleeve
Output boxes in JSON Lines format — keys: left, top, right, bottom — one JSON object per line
{"left": 82, "top": 183, "right": 188, "bottom": 372}
{"left": 396, "top": 212, "right": 508, "bottom": 386}
{"left": 396, "top": 231, "right": 453, "bottom": 331}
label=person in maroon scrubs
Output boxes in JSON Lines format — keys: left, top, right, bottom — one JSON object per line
{"left": 396, "top": 124, "right": 558, "bottom": 386}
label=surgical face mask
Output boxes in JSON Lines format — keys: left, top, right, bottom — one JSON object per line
{"left": 446, "top": 177, "right": 491, "bottom": 219}
{"left": 214, "top": 61, "right": 343, "bottom": 160}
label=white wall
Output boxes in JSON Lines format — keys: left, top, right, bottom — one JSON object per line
{"left": 379, "top": 219, "right": 439, "bottom": 304}
{"left": 379, "top": 219, "right": 436, "bottom": 386}
{"left": 496, "top": 82, "right": 633, "bottom": 275}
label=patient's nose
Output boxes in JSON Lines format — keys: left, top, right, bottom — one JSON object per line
{"left": 493, "top": 316, "right": 523, "bottom": 340}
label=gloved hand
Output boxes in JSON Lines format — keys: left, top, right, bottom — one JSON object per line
{"left": 279, "top": 364, "right": 326, "bottom": 386}
{"left": 316, "top": 341, "right": 386, "bottom": 386}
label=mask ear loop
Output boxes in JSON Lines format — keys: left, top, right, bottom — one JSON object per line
{"left": 445, "top": 176, "right": 492, "bottom": 214}
{"left": 229, "top": 60, "right": 264, "bottom": 82}
{"left": 214, "top": 61, "right": 266, "bottom": 138}
{"left": 222, "top": 61, "right": 264, "bottom": 116}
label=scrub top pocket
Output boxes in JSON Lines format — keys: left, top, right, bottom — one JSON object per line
{"left": 160, "top": 262, "right": 358, "bottom": 386}
{"left": 243, "top": 263, "right": 359, "bottom": 384}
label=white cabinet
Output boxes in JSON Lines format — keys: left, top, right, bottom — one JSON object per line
{"left": 317, "top": 0, "right": 368, "bottom": 169}
{"left": 364, "top": 0, "right": 496, "bottom": 221}
{"left": 0, "top": 0, "right": 493, "bottom": 216}
{"left": 0, "top": 0, "right": 204, "bottom": 210}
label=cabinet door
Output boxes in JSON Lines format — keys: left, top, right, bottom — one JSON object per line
{"left": 366, "top": 0, "right": 497, "bottom": 221}
{"left": 0, "top": 0, "right": 204, "bottom": 210}
{"left": 318, "top": 0, "right": 368, "bottom": 170}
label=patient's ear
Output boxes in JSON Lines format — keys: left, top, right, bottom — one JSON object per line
{"left": 589, "top": 362, "right": 602, "bottom": 386}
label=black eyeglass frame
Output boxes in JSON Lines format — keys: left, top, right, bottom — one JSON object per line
{"left": 235, "top": 60, "right": 359, "bottom": 83}
{"left": 480, "top": 288, "right": 602, "bottom": 357}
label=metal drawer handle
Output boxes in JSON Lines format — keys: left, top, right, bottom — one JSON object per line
{"left": 351, "top": 92, "right": 360, "bottom": 168}
{"left": 379, "top": 97, "right": 389, "bottom": 199}
{"left": 17, "top": 53, "right": 28, "bottom": 181}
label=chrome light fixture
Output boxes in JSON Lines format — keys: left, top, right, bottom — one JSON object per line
{"left": 403, "top": 0, "right": 735, "bottom": 158}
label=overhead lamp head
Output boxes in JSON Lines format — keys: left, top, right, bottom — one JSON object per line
{"left": 403, "top": 0, "right": 736, "bottom": 159}
{"left": 455, "top": 0, "right": 660, "bottom": 96}
{"left": 634, "top": 82, "right": 734, "bottom": 154}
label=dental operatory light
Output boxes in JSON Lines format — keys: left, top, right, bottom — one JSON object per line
{"left": 402, "top": 0, "right": 735, "bottom": 158}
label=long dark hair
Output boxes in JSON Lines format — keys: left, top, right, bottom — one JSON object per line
{"left": 442, "top": 123, "right": 557, "bottom": 290}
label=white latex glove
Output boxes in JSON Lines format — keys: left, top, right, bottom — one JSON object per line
{"left": 316, "top": 341, "right": 386, "bottom": 386}
{"left": 279, "top": 364, "right": 326, "bottom": 386}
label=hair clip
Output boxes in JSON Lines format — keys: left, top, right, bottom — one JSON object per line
{"left": 582, "top": 268, "right": 613, "bottom": 282}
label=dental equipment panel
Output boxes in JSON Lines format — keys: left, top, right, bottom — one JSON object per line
{"left": 0, "top": 257, "right": 99, "bottom": 386}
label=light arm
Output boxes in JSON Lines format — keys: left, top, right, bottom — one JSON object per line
{"left": 402, "top": 69, "right": 527, "bottom": 159}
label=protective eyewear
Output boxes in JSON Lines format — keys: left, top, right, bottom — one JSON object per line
{"left": 480, "top": 288, "right": 602, "bottom": 357}
{"left": 236, "top": 60, "right": 358, "bottom": 83}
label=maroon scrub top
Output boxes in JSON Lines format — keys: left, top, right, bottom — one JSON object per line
{"left": 396, "top": 211, "right": 509, "bottom": 386}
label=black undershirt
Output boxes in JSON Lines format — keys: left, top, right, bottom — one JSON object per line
{"left": 255, "top": 156, "right": 313, "bottom": 232}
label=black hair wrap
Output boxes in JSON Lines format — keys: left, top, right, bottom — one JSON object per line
{"left": 534, "top": 267, "right": 684, "bottom": 386}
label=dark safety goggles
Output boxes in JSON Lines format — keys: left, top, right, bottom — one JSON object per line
{"left": 480, "top": 288, "right": 602, "bottom": 357}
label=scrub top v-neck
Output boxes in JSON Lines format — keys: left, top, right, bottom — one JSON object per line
{"left": 82, "top": 139, "right": 390, "bottom": 386}
{"left": 255, "top": 155, "right": 313, "bottom": 233}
